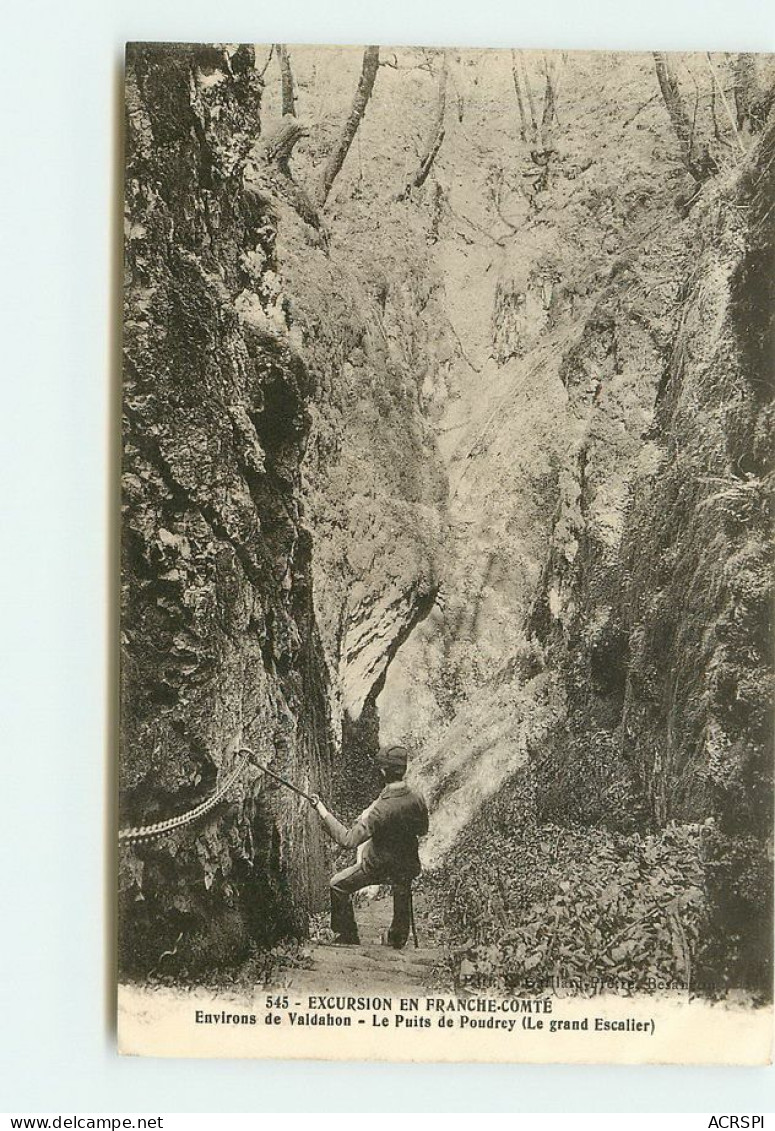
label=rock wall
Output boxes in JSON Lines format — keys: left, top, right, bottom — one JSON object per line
{"left": 529, "top": 121, "right": 774, "bottom": 990}
{"left": 119, "top": 43, "right": 448, "bottom": 975}
{"left": 120, "top": 43, "right": 336, "bottom": 974}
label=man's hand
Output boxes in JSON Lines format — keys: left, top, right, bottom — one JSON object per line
{"left": 308, "top": 793, "right": 329, "bottom": 818}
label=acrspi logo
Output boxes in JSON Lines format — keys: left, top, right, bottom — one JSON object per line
{"left": 708, "top": 1119, "right": 765, "bottom": 1129}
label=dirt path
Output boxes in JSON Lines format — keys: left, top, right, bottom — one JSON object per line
{"left": 280, "top": 889, "right": 448, "bottom": 996}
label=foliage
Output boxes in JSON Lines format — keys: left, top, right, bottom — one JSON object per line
{"left": 534, "top": 722, "right": 646, "bottom": 834}
{"left": 230, "top": 937, "right": 315, "bottom": 990}
{"left": 701, "top": 830, "right": 773, "bottom": 995}
{"left": 427, "top": 780, "right": 711, "bottom": 995}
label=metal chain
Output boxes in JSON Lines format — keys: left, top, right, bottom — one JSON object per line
{"left": 118, "top": 750, "right": 252, "bottom": 845}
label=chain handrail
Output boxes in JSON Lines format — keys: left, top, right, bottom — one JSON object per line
{"left": 118, "top": 749, "right": 252, "bottom": 845}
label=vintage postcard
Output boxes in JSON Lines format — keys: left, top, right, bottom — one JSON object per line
{"left": 118, "top": 42, "right": 774, "bottom": 1062}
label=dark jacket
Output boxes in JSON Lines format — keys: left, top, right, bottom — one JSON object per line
{"left": 321, "top": 781, "right": 429, "bottom": 880}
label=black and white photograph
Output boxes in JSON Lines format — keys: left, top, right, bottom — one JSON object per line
{"left": 117, "top": 42, "right": 774, "bottom": 1063}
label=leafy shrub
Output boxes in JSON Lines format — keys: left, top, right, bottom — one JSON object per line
{"left": 427, "top": 780, "right": 711, "bottom": 995}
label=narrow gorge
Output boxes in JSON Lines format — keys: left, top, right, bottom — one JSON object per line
{"left": 120, "top": 44, "right": 773, "bottom": 997}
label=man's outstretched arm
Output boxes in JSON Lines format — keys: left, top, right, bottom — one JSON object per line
{"left": 309, "top": 795, "right": 371, "bottom": 849}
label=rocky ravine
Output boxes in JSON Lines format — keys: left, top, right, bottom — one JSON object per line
{"left": 121, "top": 45, "right": 772, "bottom": 994}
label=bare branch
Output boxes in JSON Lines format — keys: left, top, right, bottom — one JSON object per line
{"left": 444, "top": 200, "right": 506, "bottom": 247}
{"left": 491, "top": 192, "right": 521, "bottom": 236}
{"left": 249, "top": 119, "right": 325, "bottom": 236}
{"left": 257, "top": 115, "right": 309, "bottom": 167}
{"left": 257, "top": 44, "right": 274, "bottom": 79}
{"left": 448, "top": 62, "right": 465, "bottom": 122}
{"left": 621, "top": 92, "right": 659, "bottom": 129}
{"left": 705, "top": 53, "right": 747, "bottom": 154}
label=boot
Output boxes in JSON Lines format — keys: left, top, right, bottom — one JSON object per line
{"left": 385, "top": 882, "right": 411, "bottom": 949}
{"left": 330, "top": 887, "right": 360, "bottom": 944}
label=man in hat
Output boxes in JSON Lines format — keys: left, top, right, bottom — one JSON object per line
{"left": 309, "top": 745, "right": 429, "bottom": 948}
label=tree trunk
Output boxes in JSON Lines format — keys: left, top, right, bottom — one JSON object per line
{"left": 511, "top": 50, "right": 530, "bottom": 143}
{"left": 520, "top": 54, "right": 540, "bottom": 142}
{"left": 654, "top": 52, "right": 694, "bottom": 162}
{"left": 511, "top": 51, "right": 558, "bottom": 196}
{"left": 540, "top": 54, "right": 558, "bottom": 147}
{"left": 733, "top": 53, "right": 772, "bottom": 134}
{"left": 653, "top": 51, "right": 717, "bottom": 182}
{"left": 315, "top": 46, "right": 380, "bottom": 209}
{"left": 398, "top": 51, "right": 449, "bottom": 199}
{"left": 276, "top": 44, "right": 297, "bottom": 118}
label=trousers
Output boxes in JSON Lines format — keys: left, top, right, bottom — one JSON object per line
{"left": 329, "top": 862, "right": 412, "bottom": 948}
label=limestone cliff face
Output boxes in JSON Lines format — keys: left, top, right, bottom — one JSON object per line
{"left": 619, "top": 126, "right": 774, "bottom": 989}
{"left": 120, "top": 43, "right": 337, "bottom": 973}
{"left": 529, "top": 121, "right": 774, "bottom": 988}
{"left": 120, "top": 44, "right": 447, "bottom": 974}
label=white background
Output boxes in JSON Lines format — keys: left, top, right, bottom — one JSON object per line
{"left": 1, "top": 0, "right": 773, "bottom": 1114}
